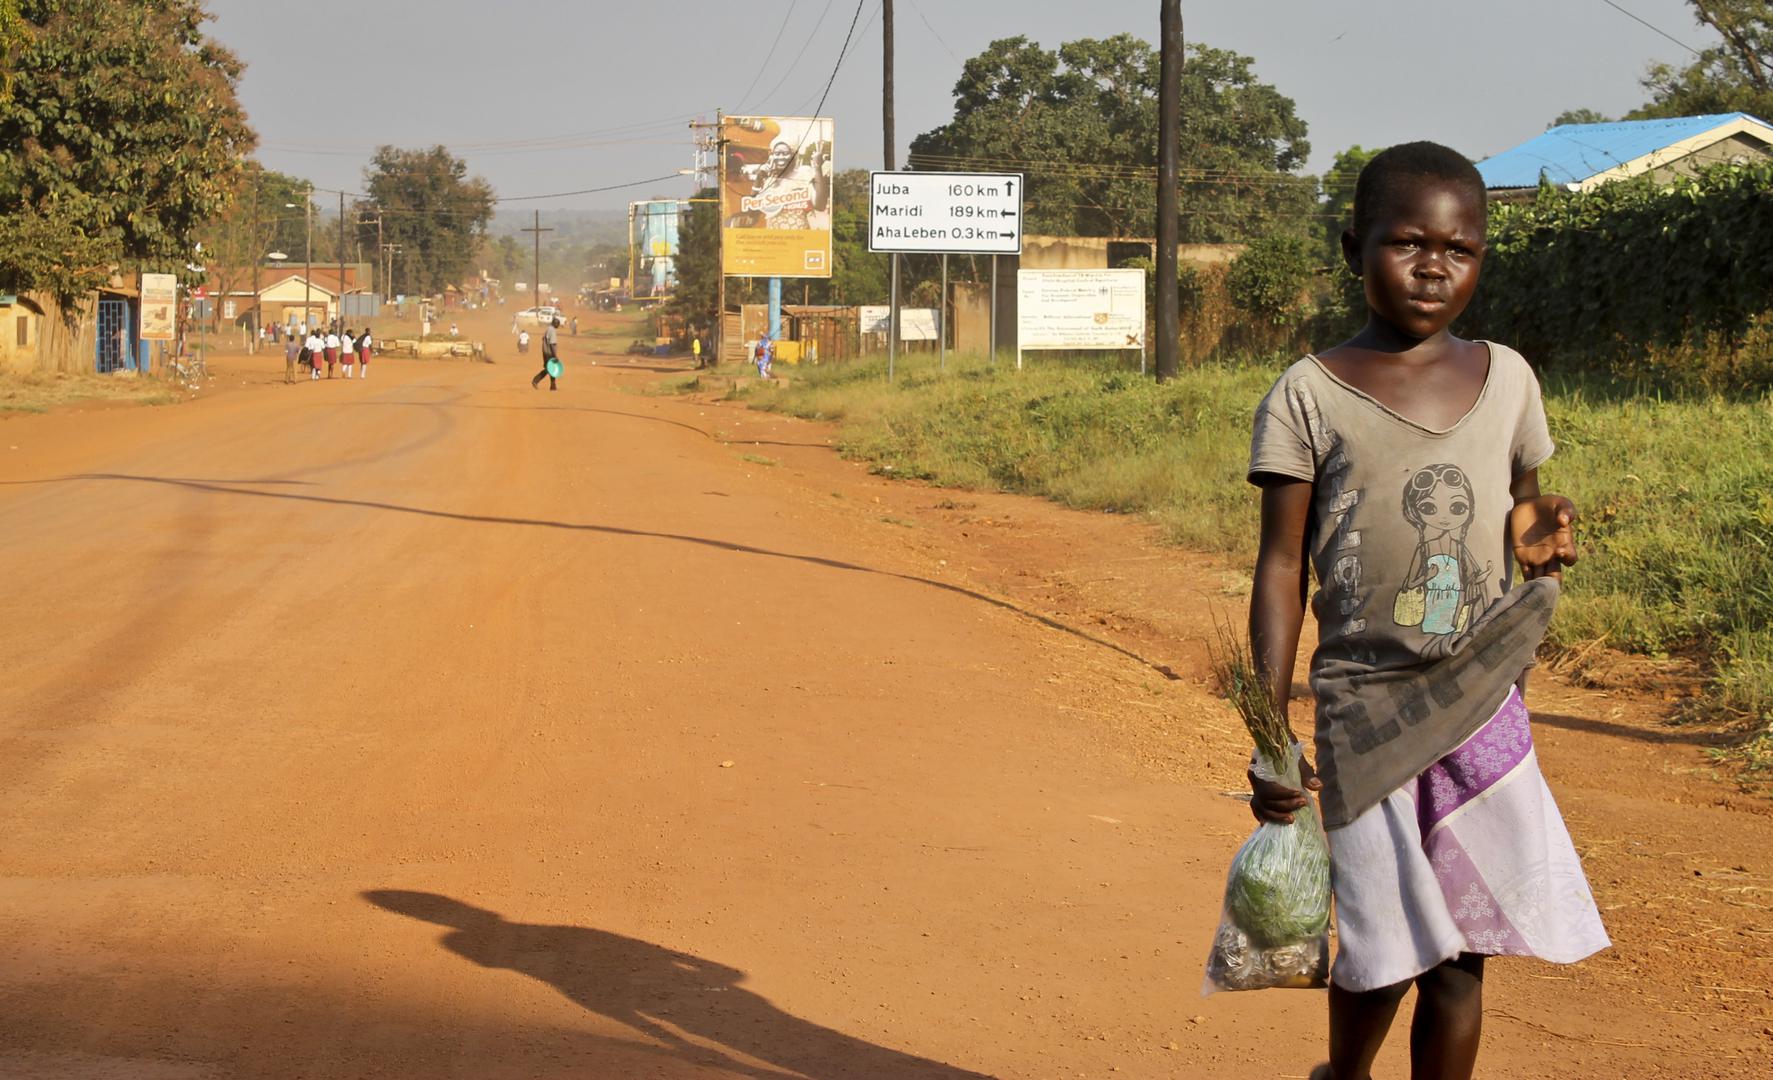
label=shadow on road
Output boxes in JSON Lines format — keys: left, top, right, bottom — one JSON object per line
{"left": 1531, "top": 710, "right": 1726, "bottom": 747}
{"left": 363, "top": 890, "right": 992, "bottom": 1080}
{"left": 20, "top": 472, "right": 1181, "bottom": 680}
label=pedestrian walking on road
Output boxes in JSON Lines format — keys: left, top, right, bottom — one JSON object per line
{"left": 517, "top": 328, "right": 530, "bottom": 355}
{"left": 323, "top": 329, "right": 340, "bottom": 378}
{"left": 283, "top": 333, "right": 300, "bottom": 384}
{"left": 1243, "top": 142, "right": 1605, "bottom": 1080}
{"left": 531, "top": 317, "right": 561, "bottom": 391}
{"left": 692, "top": 334, "right": 703, "bottom": 368}
{"left": 340, "top": 329, "right": 357, "bottom": 378}
{"left": 303, "top": 329, "right": 323, "bottom": 381}
{"left": 357, "top": 325, "right": 373, "bottom": 378}
{"left": 570, "top": 316, "right": 578, "bottom": 336}
{"left": 753, "top": 334, "right": 773, "bottom": 379}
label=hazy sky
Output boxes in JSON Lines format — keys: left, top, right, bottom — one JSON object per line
{"left": 206, "top": 0, "right": 1719, "bottom": 213}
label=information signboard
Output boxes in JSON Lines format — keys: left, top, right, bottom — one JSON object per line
{"left": 860, "top": 306, "right": 939, "bottom": 340}
{"left": 1016, "top": 268, "right": 1146, "bottom": 363}
{"left": 140, "top": 273, "right": 177, "bottom": 341}
{"left": 868, "top": 172, "right": 1024, "bottom": 255}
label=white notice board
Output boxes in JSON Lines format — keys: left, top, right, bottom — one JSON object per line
{"left": 1016, "top": 268, "right": 1147, "bottom": 363}
{"left": 859, "top": 306, "right": 940, "bottom": 341}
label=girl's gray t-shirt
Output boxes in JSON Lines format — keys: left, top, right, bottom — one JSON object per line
{"left": 1247, "top": 343, "right": 1557, "bottom": 822}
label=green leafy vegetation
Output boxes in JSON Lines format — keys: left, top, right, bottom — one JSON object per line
{"left": 359, "top": 146, "right": 494, "bottom": 297}
{"left": 0, "top": 0, "right": 255, "bottom": 300}
{"left": 732, "top": 353, "right": 1773, "bottom": 782}
{"left": 1461, "top": 160, "right": 1773, "bottom": 390}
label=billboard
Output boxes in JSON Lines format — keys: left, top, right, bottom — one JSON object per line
{"left": 1016, "top": 269, "right": 1147, "bottom": 351}
{"left": 859, "top": 306, "right": 940, "bottom": 341}
{"left": 721, "top": 115, "right": 833, "bottom": 278}
{"left": 140, "top": 273, "right": 177, "bottom": 341}
{"left": 630, "top": 199, "right": 683, "bottom": 297}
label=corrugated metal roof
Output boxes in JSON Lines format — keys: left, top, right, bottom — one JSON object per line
{"left": 1476, "top": 112, "right": 1772, "bottom": 189}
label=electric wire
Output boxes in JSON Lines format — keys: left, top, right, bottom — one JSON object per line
{"left": 734, "top": 0, "right": 802, "bottom": 113}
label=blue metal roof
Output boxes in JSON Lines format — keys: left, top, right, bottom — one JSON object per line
{"left": 1476, "top": 112, "right": 1772, "bottom": 189}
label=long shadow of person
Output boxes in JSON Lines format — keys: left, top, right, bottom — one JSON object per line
{"left": 363, "top": 891, "right": 994, "bottom": 1080}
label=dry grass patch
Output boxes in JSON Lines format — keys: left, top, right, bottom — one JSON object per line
{"left": 0, "top": 370, "right": 181, "bottom": 413}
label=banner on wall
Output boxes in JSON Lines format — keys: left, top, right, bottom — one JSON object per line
{"left": 140, "top": 273, "right": 177, "bottom": 341}
{"left": 721, "top": 115, "right": 833, "bottom": 278}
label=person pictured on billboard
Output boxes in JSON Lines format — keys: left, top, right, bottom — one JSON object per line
{"left": 723, "top": 118, "right": 832, "bottom": 232}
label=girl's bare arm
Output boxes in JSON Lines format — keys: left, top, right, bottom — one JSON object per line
{"left": 1247, "top": 477, "right": 1318, "bottom": 824}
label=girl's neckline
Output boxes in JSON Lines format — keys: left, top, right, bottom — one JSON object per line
{"left": 1304, "top": 341, "right": 1496, "bottom": 437}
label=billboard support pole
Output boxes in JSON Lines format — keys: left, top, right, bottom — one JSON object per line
{"left": 939, "top": 253, "right": 947, "bottom": 373}
{"left": 768, "top": 277, "right": 782, "bottom": 345}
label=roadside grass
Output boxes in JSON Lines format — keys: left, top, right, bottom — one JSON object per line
{"left": 731, "top": 350, "right": 1773, "bottom": 785}
{"left": 1, "top": 370, "right": 182, "bottom": 413}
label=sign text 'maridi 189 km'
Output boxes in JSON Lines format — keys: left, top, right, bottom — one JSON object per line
{"left": 868, "top": 171, "right": 1024, "bottom": 255}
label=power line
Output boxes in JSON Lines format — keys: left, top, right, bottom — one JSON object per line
{"left": 1597, "top": 0, "right": 1703, "bottom": 57}
{"left": 734, "top": 0, "right": 802, "bottom": 112}
{"left": 905, "top": 0, "right": 962, "bottom": 65}
{"left": 749, "top": 0, "right": 840, "bottom": 113}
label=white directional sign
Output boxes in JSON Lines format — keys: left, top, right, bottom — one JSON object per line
{"left": 868, "top": 171, "right": 1024, "bottom": 255}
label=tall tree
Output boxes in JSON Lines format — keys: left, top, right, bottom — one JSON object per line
{"left": 666, "top": 188, "right": 719, "bottom": 332}
{"left": 358, "top": 146, "right": 494, "bottom": 296}
{"left": 1629, "top": 1, "right": 1773, "bottom": 119}
{"left": 0, "top": 0, "right": 254, "bottom": 300}
{"left": 909, "top": 35, "right": 1314, "bottom": 243}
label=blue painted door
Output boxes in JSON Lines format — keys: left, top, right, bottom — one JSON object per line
{"left": 96, "top": 298, "right": 134, "bottom": 373}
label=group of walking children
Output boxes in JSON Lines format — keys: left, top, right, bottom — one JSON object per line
{"left": 284, "top": 323, "right": 373, "bottom": 384}
{"left": 1242, "top": 142, "right": 1607, "bottom": 1080}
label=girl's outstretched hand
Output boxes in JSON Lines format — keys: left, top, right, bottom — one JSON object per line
{"left": 1249, "top": 757, "right": 1321, "bottom": 825}
{"left": 1509, "top": 494, "right": 1579, "bottom": 581}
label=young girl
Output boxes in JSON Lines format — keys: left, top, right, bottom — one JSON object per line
{"left": 1245, "top": 142, "right": 1608, "bottom": 1080}
{"left": 357, "top": 324, "right": 372, "bottom": 378}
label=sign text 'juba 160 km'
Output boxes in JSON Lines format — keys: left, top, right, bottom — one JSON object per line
{"left": 868, "top": 172, "right": 1024, "bottom": 256}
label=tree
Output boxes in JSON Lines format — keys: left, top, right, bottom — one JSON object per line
{"left": 666, "top": 188, "right": 719, "bottom": 334}
{"left": 909, "top": 34, "right": 1314, "bottom": 243}
{"left": 358, "top": 146, "right": 494, "bottom": 296}
{"left": 1549, "top": 108, "right": 1613, "bottom": 127}
{"left": 196, "top": 164, "right": 310, "bottom": 327}
{"left": 1320, "top": 144, "right": 1378, "bottom": 255}
{"left": 0, "top": 0, "right": 254, "bottom": 301}
{"left": 1629, "top": 1, "right": 1773, "bottom": 120}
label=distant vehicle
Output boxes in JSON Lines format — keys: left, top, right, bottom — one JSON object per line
{"left": 515, "top": 306, "right": 564, "bottom": 325}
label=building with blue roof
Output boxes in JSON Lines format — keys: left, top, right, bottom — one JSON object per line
{"left": 1476, "top": 112, "right": 1773, "bottom": 195}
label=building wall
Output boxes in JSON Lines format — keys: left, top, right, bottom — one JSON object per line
{"left": 0, "top": 295, "right": 46, "bottom": 374}
{"left": 0, "top": 291, "right": 99, "bottom": 374}
{"left": 1645, "top": 132, "right": 1773, "bottom": 184}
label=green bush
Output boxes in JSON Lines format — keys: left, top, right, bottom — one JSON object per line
{"left": 1226, "top": 235, "right": 1316, "bottom": 326}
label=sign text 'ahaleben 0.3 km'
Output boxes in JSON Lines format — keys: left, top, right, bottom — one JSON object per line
{"left": 868, "top": 171, "right": 1024, "bottom": 255}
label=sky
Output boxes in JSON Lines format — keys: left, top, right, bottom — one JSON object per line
{"left": 205, "top": 0, "right": 1722, "bottom": 214}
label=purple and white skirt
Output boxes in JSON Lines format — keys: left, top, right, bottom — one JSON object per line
{"left": 1325, "top": 686, "right": 1610, "bottom": 992}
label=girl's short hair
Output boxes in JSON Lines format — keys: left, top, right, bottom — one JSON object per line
{"left": 1353, "top": 141, "right": 1487, "bottom": 239}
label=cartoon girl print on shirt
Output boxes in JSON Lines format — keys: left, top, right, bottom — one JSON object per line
{"left": 1393, "top": 464, "right": 1492, "bottom": 650}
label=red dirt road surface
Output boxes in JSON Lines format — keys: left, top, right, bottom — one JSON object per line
{"left": 3, "top": 310, "right": 1769, "bottom": 1078}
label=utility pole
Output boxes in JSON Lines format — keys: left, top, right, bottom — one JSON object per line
{"left": 522, "top": 210, "right": 553, "bottom": 316}
{"left": 1155, "top": 0, "right": 1184, "bottom": 382}
{"left": 302, "top": 186, "right": 313, "bottom": 333}
{"left": 691, "top": 113, "right": 726, "bottom": 363}
{"left": 359, "top": 211, "right": 384, "bottom": 302}
{"left": 884, "top": 0, "right": 899, "bottom": 382}
{"left": 337, "top": 190, "right": 347, "bottom": 331}
{"left": 249, "top": 193, "right": 260, "bottom": 353}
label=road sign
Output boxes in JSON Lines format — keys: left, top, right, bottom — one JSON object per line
{"left": 868, "top": 171, "right": 1024, "bottom": 255}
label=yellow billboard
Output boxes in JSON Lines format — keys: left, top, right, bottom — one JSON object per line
{"left": 721, "top": 115, "right": 833, "bottom": 278}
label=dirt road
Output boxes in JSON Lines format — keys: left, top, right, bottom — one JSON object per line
{"left": 2, "top": 310, "right": 1767, "bottom": 1078}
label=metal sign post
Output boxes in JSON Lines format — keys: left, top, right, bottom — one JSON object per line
{"left": 868, "top": 171, "right": 1023, "bottom": 371}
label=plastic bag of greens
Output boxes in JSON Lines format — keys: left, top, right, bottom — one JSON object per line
{"left": 1202, "top": 741, "right": 1331, "bottom": 994}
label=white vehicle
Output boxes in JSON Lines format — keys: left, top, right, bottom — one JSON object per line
{"left": 515, "top": 306, "right": 564, "bottom": 325}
